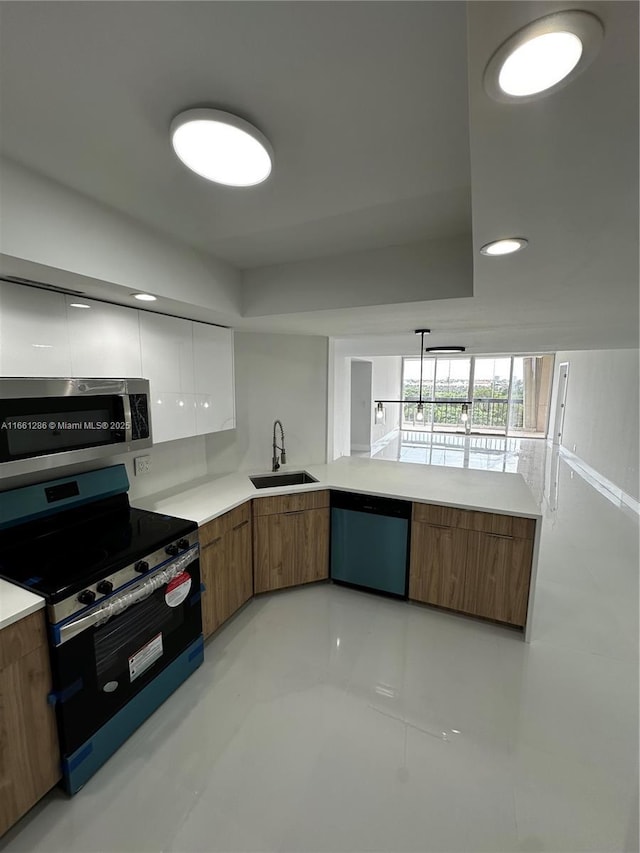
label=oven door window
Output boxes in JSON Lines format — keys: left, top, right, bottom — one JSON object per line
{"left": 51, "top": 565, "right": 202, "bottom": 756}
{"left": 0, "top": 395, "right": 127, "bottom": 462}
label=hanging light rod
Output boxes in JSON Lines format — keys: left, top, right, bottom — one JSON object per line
{"left": 373, "top": 330, "right": 467, "bottom": 423}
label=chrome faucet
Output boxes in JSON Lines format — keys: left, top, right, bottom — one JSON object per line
{"left": 272, "top": 420, "right": 286, "bottom": 471}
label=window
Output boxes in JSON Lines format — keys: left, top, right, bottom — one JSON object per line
{"left": 401, "top": 354, "right": 553, "bottom": 437}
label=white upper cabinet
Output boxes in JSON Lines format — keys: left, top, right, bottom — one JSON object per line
{"left": 66, "top": 297, "right": 142, "bottom": 378}
{"left": 139, "top": 312, "right": 194, "bottom": 394}
{"left": 0, "top": 280, "right": 71, "bottom": 377}
{"left": 139, "top": 312, "right": 196, "bottom": 444}
{"left": 193, "top": 323, "right": 236, "bottom": 434}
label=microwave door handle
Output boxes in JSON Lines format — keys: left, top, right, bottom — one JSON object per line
{"left": 121, "top": 394, "right": 133, "bottom": 443}
{"left": 56, "top": 548, "right": 199, "bottom": 646}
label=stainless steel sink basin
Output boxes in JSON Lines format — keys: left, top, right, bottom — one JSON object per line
{"left": 249, "top": 471, "right": 319, "bottom": 489}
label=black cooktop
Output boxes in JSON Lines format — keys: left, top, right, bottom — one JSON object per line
{"left": 0, "top": 493, "right": 196, "bottom": 603}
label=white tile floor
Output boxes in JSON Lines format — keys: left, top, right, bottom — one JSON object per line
{"left": 2, "top": 439, "right": 638, "bottom": 853}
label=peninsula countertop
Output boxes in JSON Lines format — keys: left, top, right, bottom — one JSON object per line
{"left": 132, "top": 456, "right": 542, "bottom": 527}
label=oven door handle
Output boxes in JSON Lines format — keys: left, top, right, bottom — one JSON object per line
{"left": 56, "top": 547, "right": 199, "bottom": 646}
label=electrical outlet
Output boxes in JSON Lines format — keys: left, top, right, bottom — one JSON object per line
{"left": 134, "top": 455, "right": 152, "bottom": 476}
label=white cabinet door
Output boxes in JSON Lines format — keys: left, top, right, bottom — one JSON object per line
{"left": 140, "top": 312, "right": 196, "bottom": 444}
{"left": 66, "top": 297, "right": 142, "bottom": 378}
{"left": 0, "top": 281, "right": 71, "bottom": 377}
{"left": 149, "top": 392, "right": 197, "bottom": 444}
{"left": 193, "top": 323, "right": 235, "bottom": 434}
{"left": 139, "top": 312, "right": 194, "bottom": 393}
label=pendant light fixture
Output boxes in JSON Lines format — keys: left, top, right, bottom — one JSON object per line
{"left": 373, "top": 330, "right": 471, "bottom": 428}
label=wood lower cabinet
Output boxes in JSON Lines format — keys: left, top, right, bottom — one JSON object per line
{"left": 463, "top": 531, "right": 534, "bottom": 626}
{"left": 409, "top": 522, "right": 468, "bottom": 611}
{"left": 409, "top": 502, "right": 536, "bottom": 627}
{"left": 200, "top": 503, "right": 253, "bottom": 639}
{"left": 0, "top": 611, "right": 60, "bottom": 837}
{"left": 253, "top": 491, "right": 330, "bottom": 594}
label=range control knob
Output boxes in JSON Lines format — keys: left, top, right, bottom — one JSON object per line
{"left": 97, "top": 580, "right": 113, "bottom": 595}
{"left": 77, "top": 589, "right": 96, "bottom": 606}
{"left": 165, "top": 543, "right": 179, "bottom": 557}
{"left": 134, "top": 560, "right": 149, "bottom": 573}
{"left": 177, "top": 538, "right": 190, "bottom": 551}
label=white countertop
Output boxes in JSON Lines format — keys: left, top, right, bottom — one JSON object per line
{"left": 133, "top": 456, "right": 541, "bottom": 527}
{"left": 0, "top": 579, "right": 45, "bottom": 631}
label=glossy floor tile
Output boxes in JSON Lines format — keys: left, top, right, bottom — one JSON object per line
{"left": 2, "top": 441, "right": 638, "bottom": 853}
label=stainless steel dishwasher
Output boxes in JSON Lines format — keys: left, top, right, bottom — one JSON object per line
{"left": 330, "top": 491, "right": 411, "bottom": 598}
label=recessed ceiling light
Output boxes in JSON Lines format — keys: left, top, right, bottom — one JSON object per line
{"left": 170, "top": 108, "right": 273, "bottom": 187}
{"left": 69, "top": 302, "right": 91, "bottom": 309}
{"left": 425, "top": 346, "right": 466, "bottom": 354}
{"left": 480, "top": 238, "right": 528, "bottom": 256}
{"left": 132, "top": 293, "right": 157, "bottom": 302}
{"left": 484, "top": 11, "right": 604, "bottom": 103}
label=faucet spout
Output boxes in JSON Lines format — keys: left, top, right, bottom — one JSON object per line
{"left": 272, "top": 420, "right": 286, "bottom": 472}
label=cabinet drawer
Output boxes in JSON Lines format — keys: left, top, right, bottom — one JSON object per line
{"left": 199, "top": 502, "right": 251, "bottom": 548}
{"left": 0, "top": 610, "right": 47, "bottom": 670}
{"left": 252, "top": 490, "right": 330, "bottom": 517}
{"left": 412, "top": 502, "right": 535, "bottom": 540}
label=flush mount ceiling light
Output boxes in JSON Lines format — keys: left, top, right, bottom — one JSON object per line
{"left": 69, "top": 302, "right": 91, "bottom": 309}
{"left": 425, "top": 346, "right": 466, "bottom": 354}
{"left": 132, "top": 293, "right": 157, "bottom": 302}
{"left": 480, "top": 237, "right": 528, "bottom": 256}
{"left": 170, "top": 108, "right": 273, "bottom": 186}
{"left": 484, "top": 10, "right": 604, "bottom": 103}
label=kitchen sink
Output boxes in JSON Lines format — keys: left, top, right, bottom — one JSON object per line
{"left": 249, "top": 471, "right": 319, "bottom": 489}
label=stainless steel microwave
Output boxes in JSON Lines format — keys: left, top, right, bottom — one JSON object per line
{"left": 0, "top": 378, "right": 152, "bottom": 477}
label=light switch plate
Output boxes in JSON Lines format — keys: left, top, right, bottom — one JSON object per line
{"left": 134, "top": 455, "right": 152, "bottom": 476}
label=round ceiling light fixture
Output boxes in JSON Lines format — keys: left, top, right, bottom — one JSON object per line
{"left": 480, "top": 237, "right": 528, "bottom": 256}
{"left": 425, "top": 346, "right": 466, "bottom": 354}
{"left": 132, "top": 293, "right": 157, "bottom": 302}
{"left": 484, "top": 10, "right": 604, "bottom": 103}
{"left": 170, "top": 108, "right": 273, "bottom": 186}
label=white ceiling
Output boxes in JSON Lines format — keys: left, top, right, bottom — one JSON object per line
{"left": 0, "top": 1, "right": 637, "bottom": 354}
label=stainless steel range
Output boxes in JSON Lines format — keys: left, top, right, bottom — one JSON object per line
{"left": 0, "top": 464, "right": 203, "bottom": 794}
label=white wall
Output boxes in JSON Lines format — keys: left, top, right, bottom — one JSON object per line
{"left": 371, "top": 356, "right": 402, "bottom": 443}
{"left": 0, "top": 157, "right": 241, "bottom": 323}
{"left": 551, "top": 349, "right": 639, "bottom": 500}
{"left": 205, "top": 332, "right": 328, "bottom": 475}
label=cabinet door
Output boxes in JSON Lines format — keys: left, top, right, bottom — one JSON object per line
{"left": 297, "top": 508, "right": 329, "bottom": 585}
{"left": 66, "top": 296, "right": 142, "bottom": 377}
{"left": 140, "top": 313, "right": 196, "bottom": 443}
{"left": 409, "top": 521, "right": 468, "bottom": 611}
{"left": 254, "top": 512, "right": 298, "bottom": 593}
{"left": 0, "top": 614, "right": 60, "bottom": 836}
{"left": 200, "top": 534, "right": 227, "bottom": 638}
{"left": 254, "top": 508, "right": 329, "bottom": 593}
{"left": 463, "top": 531, "right": 533, "bottom": 626}
{"left": 139, "top": 312, "right": 194, "bottom": 394}
{"left": 193, "top": 323, "right": 235, "bottom": 434}
{"left": 0, "top": 280, "right": 71, "bottom": 377}
{"left": 226, "top": 514, "right": 253, "bottom": 615}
